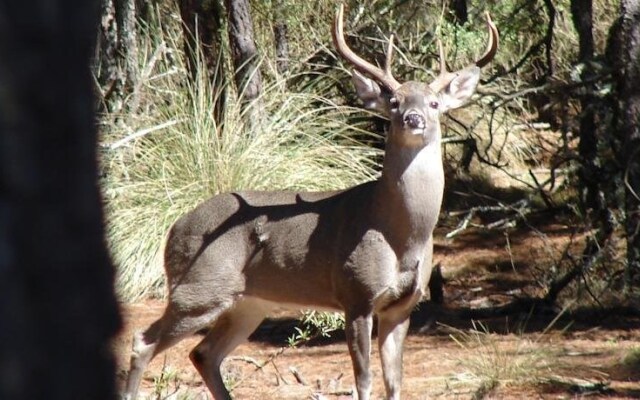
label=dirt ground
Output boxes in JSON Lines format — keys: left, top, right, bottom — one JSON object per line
{"left": 114, "top": 221, "right": 640, "bottom": 399}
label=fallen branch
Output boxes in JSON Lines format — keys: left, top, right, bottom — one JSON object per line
{"left": 228, "top": 355, "right": 262, "bottom": 368}
{"left": 228, "top": 346, "right": 289, "bottom": 393}
{"left": 445, "top": 199, "right": 530, "bottom": 239}
{"left": 545, "top": 375, "right": 610, "bottom": 395}
{"left": 290, "top": 366, "right": 308, "bottom": 385}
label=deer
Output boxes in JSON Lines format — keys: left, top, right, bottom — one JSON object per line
{"left": 122, "top": 5, "right": 498, "bottom": 400}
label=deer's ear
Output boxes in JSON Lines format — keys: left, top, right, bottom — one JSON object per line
{"left": 440, "top": 66, "right": 480, "bottom": 111}
{"left": 352, "top": 70, "right": 391, "bottom": 116}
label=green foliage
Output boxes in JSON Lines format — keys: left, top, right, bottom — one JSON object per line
{"left": 101, "top": 15, "right": 381, "bottom": 300}
{"left": 620, "top": 346, "right": 640, "bottom": 370}
{"left": 151, "top": 364, "right": 180, "bottom": 399}
{"left": 288, "top": 310, "right": 346, "bottom": 347}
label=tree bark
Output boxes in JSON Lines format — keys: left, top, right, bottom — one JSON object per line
{"left": 177, "top": 0, "right": 227, "bottom": 124}
{"left": 95, "top": 0, "right": 138, "bottom": 111}
{"left": 273, "top": 0, "right": 289, "bottom": 75}
{"left": 225, "top": 0, "right": 264, "bottom": 121}
{"left": 570, "top": 0, "right": 618, "bottom": 268}
{"left": 136, "top": 0, "right": 156, "bottom": 24}
{"left": 115, "top": 0, "right": 139, "bottom": 90}
{"left": 448, "top": 0, "right": 468, "bottom": 25}
{"left": 617, "top": 0, "right": 640, "bottom": 287}
{"left": 0, "top": 1, "right": 121, "bottom": 399}
{"left": 571, "top": 0, "right": 595, "bottom": 62}
{"left": 571, "top": 0, "right": 600, "bottom": 217}
{"left": 96, "top": 0, "right": 121, "bottom": 108}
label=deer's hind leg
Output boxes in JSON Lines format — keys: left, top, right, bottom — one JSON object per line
{"left": 189, "top": 297, "right": 270, "bottom": 400}
{"left": 122, "top": 300, "right": 233, "bottom": 400}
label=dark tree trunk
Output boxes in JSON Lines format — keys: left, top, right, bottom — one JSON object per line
{"left": 225, "top": 0, "right": 264, "bottom": 122}
{"left": 448, "top": 0, "right": 468, "bottom": 25}
{"left": 542, "top": 0, "right": 557, "bottom": 77}
{"left": 0, "top": 0, "right": 121, "bottom": 399}
{"left": 571, "top": 0, "right": 600, "bottom": 216}
{"left": 617, "top": 0, "right": 640, "bottom": 288}
{"left": 274, "top": 22, "right": 289, "bottom": 74}
{"left": 273, "top": 0, "right": 289, "bottom": 75}
{"left": 96, "top": 0, "right": 121, "bottom": 108}
{"left": 571, "top": 0, "right": 594, "bottom": 61}
{"left": 571, "top": 0, "right": 618, "bottom": 262}
{"left": 115, "top": 0, "right": 139, "bottom": 90}
{"left": 136, "top": 0, "right": 156, "bottom": 24}
{"left": 177, "top": 0, "right": 227, "bottom": 124}
{"left": 95, "top": 0, "right": 138, "bottom": 111}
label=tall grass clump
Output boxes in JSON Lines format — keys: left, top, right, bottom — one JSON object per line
{"left": 448, "top": 321, "right": 561, "bottom": 396}
{"left": 101, "top": 18, "right": 382, "bottom": 301}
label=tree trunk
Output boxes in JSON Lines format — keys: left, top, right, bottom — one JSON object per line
{"left": 571, "top": 0, "right": 617, "bottom": 265}
{"left": 96, "top": 0, "right": 122, "bottom": 109}
{"left": 0, "top": 1, "right": 121, "bottom": 399}
{"left": 115, "top": 0, "right": 139, "bottom": 91}
{"left": 273, "top": 0, "right": 289, "bottom": 75}
{"left": 95, "top": 0, "right": 138, "bottom": 111}
{"left": 136, "top": 0, "right": 156, "bottom": 24}
{"left": 571, "top": 0, "right": 599, "bottom": 216}
{"left": 225, "top": 0, "right": 264, "bottom": 122}
{"left": 571, "top": 0, "right": 594, "bottom": 61}
{"left": 177, "top": 0, "right": 227, "bottom": 124}
{"left": 617, "top": 0, "right": 640, "bottom": 288}
{"left": 448, "top": 0, "right": 468, "bottom": 25}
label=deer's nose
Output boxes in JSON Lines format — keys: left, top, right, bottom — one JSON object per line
{"left": 403, "top": 111, "right": 426, "bottom": 130}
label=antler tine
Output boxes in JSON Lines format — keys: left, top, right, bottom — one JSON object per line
{"left": 437, "top": 39, "right": 447, "bottom": 74}
{"left": 384, "top": 34, "right": 395, "bottom": 78}
{"left": 475, "top": 12, "right": 499, "bottom": 68}
{"left": 333, "top": 4, "right": 401, "bottom": 92}
{"left": 430, "top": 12, "right": 499, "bottom": 92}
{"left": 429, "top": 38, "right": 456, "bottom": 92}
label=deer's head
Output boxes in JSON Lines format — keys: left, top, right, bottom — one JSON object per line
{"left": 333, "top": 5, "right": 498, "bottom": 147}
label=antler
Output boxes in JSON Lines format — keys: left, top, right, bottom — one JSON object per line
{"left": 332, "top": 4, "right": 401, "bottom": 92}
{"left": 475, "top": 12, "right": 499, "bottom": 68}
{"left": 429, "top": 12, "right": 499, "bottom": 92}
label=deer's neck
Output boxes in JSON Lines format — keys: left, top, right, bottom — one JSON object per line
{"left": 374, "top": 138, "right": 445, "bottom": 250}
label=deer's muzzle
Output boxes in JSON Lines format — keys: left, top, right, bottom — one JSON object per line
{"left": 403, "top": 112, "right": 426, "bottom": 131}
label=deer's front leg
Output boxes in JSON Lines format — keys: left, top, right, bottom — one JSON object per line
{"left": 345, "top": 311, "right": 374, "bottom": 400}
{"left": 377, "top": 314, "right": 410, "bottom": 400}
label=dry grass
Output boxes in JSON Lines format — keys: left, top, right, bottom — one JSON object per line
{"left": 446, "top": 320, "right": 563, "bottom": 398}
{"left": 100, "top": 18, "right": 381, "bottom": 301}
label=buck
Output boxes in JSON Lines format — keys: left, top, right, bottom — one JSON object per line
{"left": 122, "top": 5, "right": 498, "bottom": 400}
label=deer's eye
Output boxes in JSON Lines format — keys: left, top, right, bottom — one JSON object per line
{"left": 429, "top": 101, "right": 439, "bottom": 110}
{"left": 389, "top": 97, "right": 399, "bottom": 110}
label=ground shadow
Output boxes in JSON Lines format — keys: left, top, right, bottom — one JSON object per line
{"left": 248, "top": 302, "right": 640, "bottom": 347}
